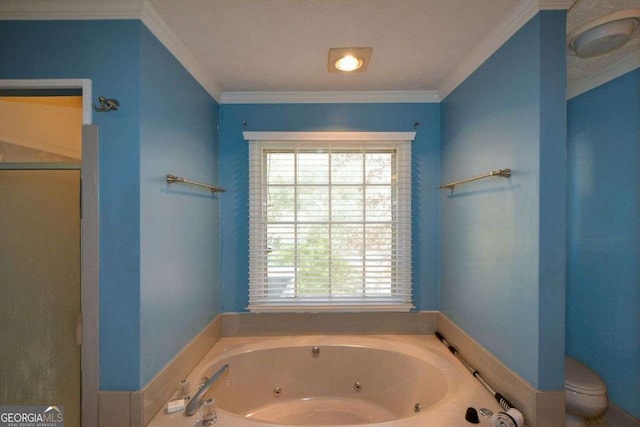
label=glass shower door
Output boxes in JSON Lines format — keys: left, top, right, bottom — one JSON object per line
{"left": 0, "top": 169, "right": 81, "bottom": 427}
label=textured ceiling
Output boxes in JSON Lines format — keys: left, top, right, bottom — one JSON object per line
{"left": 567, "top": 0, "right": 640, "bottom": 87}
{"left": 149, "top": 0, "right": 518, "bottom": 93}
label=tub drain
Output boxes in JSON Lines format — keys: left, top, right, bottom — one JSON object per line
{"left": 353, "top": 382, "right": 362, "bottom": 392}
{"left": 414, "top": 403, "right": 422, "bottom": 413}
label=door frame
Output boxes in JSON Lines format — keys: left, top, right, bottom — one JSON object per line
{"left": 0, "top": 79, "right": 99, "bottom": 427}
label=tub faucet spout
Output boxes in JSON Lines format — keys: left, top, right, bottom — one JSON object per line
{"left": 185, "top": 364, "right": 229, "bottom": 416}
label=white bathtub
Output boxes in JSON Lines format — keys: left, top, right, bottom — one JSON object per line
{"left": 148, "top": 335, "right": 502, "bottom": 427}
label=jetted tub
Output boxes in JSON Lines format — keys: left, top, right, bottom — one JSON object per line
{"left": 149, "top": 335, "right": 502, "bottom": 427}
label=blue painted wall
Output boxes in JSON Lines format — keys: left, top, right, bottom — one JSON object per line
{"left": 440, "top": 12, "right": 566, "bottom": 390}
{"left": 0, "top": 20, "right": 220, "bottom": 390}
{"left": 139, "top": 27, "right": 220, "bottom": 387}
{"left": 219, "top": 103, "right": 441, "bottom": 312}
{"left": 567, "top": 69, "right": 640, "bottom": 417}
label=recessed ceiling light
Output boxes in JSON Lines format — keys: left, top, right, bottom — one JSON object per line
{"left": 328, "top": 48, "right": 372, "bottom": 73}
{"left": 567, "top": 9, "right": 640, "bottom": 58}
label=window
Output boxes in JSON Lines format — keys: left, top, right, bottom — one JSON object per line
{"left": 246, "top": 132, "right": 414, "bottom": 312}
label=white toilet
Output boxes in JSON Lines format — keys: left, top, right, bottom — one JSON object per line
{"left": 565, "top": 356, "right": 608, "bottom": 427}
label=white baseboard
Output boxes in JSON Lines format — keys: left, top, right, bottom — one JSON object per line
{"left": 604, "top": 404, "right": 640, "bottom": 427}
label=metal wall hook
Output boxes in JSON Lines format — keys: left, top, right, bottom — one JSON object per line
{"left": 93, "top": 96, "right": 120, "bottom": 112}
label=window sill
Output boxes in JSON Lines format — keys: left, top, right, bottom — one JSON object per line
{"left": 247, "top": 303, "right": 414, "bottom": 313}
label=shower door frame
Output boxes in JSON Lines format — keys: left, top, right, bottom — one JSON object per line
{"left": 0, "top": 79, "right": 99, "bottom": 427}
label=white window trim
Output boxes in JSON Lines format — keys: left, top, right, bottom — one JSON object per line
{"left": 244, "top": 131, "right": 415, "bottom": 313}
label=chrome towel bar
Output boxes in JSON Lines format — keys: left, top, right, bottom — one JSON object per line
{"left": 439, "top": 168, "right": 511, "bottom": 191}
{"left": 166, "top": 174, "right": 225, "bottom": 193}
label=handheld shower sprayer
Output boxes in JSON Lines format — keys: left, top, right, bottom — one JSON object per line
{"left": 434, "top": 331, "right": 524, "bottom": 427}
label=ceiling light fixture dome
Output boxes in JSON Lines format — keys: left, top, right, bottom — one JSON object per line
{"left": 567, "top": 9, "right": 640, "bottom": 58}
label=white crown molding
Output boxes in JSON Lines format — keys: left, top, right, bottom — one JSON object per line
{"left": 0, "top": 0, "right": 142, "bottom": 19}
{"left": 567, "top": 50, "right": 640, "bottom": 99}
{"left": 438, "top": 0, "right": 541, "bottom": 100}
{"left": 436, "top": 0, "right": 573, "bottom": 99}
{"left": 539, "top": 0, "right": 575, "bottom": 10}
{"left": 140, "top": 0, "right": 221, "bottom": 101}
{"left": 2, "top": 0, "right": 572, "bottom": 105}
{"left": 221, "top": 91, "right": 440, "bottom": 104}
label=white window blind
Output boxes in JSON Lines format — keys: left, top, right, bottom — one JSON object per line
{"left": 246, "top": 132, "right": 413, "bottom": 312}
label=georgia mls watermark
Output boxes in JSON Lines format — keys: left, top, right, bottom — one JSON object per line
{"left": 0, "top": 406, "right": 63, "bottom": 427}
